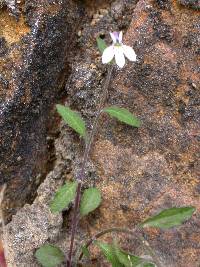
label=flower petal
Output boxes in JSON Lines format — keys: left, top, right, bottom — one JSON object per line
{"left": 110, "top": 32, "right": 117, "bottom": 43}
{"left": 122, "top": 45, "right": 137, "bottom": 61}
{"left": 102, "top": 45, "right": 115, "bottom": 64}
{"left": 114, "top": 46, "right": 125, "bottom": 68}
{"left": 119, "top": 31, "right": 123, "bottom": 43}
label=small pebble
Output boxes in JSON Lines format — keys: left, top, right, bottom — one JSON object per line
{"left": 99, "top": 8, "right": 109, "bottom": 15}
{"left": 91, "top": 19, "right": 98, "bottom": 26}
{"left": 93, "top": 13, "right": 99, "bottom": 19}
{"left": 192, "top": 83, "right": 197, "bottom": 89}
{"left": 17, "top": 156, "right": 22, "bottom": 161}
{"left": 77, "top": 30, "right": 82, "bottom": 37}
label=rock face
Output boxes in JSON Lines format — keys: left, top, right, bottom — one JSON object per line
{"left": 2, "top": 0, "right": 200, "bottom": 266}
{"left": 0, "top": 0, "right": 82, "bottom": 219}
{"left": 3, "top": 165, "right": 64, "bottom": 267}
{"left": 178, "top": 0, "right": 200, "bottom": 10}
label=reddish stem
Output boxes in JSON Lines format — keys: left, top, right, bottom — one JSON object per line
{"left": 0, "top": 249, "right": 7, "bottom": 267}
{"left": 67, "top": 66, "right": 114, "bottom": 267}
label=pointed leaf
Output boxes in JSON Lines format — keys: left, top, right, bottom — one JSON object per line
{"left": 80, "top": 187, "right": 101, "bottom": 216}
{"left": 141, "top": 206, "right": 196, "bottom": 229}
{"left": 113, "top": 244, "right": 154, "bottom": 267}
{"left": 81, "top": 245, "right": 90, "bottom": 259}
{"left": 35, "top": 244, "right": 64, "bottom": 267}
{"left": 97, "top": 37, "right": 107, "bottom": 54}
{"left": 95, "top": 241, "right": 123, "bottom": 267}
{"left": 50, "top": 182, "right": 77, "bottom": 213}
{"left": 56, "top": 104, "right": 86, "bottom": 138}
{"left": 114, "top": 247, "right": 141, "bottom": 266}
{"left": 104, "top": 106, "right": 141, "bottom": 127}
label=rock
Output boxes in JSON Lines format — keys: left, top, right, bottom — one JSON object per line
{"left": 64, "top": 0, "right": 200, "bottom": 266}
{"left": 3, "top": 163, "right": 65, "bottom": 267}
{"left": 2, "top": 0, "right": 200, "bottom": 266}
{"left": 5, "top": 0, "right": 20, "bottom": 19}
{"left": 178, "top": 0, "right": 200, "bottom": 10}
{"left": 111, "top": 0, "right": 125, "bottom": 18}
{"left": 4, "top": 203, "right": 62, "bottom": 267}
{"left": 0, "top": 0, "right": 5, "bottom": 9}
{"left": 0, "top": 0, "right": 82, "bottom": 220}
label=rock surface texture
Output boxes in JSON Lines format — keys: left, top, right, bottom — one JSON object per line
{"left": 1, "top": 0, "right": 200, "bottom": 266}
{"left": 0, "top": 0, "right": 82, "bottom": 219}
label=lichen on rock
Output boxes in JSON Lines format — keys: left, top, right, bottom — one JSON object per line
{"left": 1, "top": 0, "right": 200, "bottom": 266}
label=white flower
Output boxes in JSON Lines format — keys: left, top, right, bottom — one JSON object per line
{"left": 102, "top": 31, "right": 137, "bottom": 68}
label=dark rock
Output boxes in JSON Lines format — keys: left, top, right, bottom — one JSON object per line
{"left": 0, "top": 0, "right": 82, "bottom": 220}
{"left": 183, "top": 33, "right": 200, "bottom": 55}
{"left": 149, "top": 10, "right": 173, "bottom": 42}
{"left": 155, "top": 0, "right": 171, "bottom": 10}
{"left": 178, "top": 0, "right": 200, "bottom": 10}
{"left": 0, "top": 37, "right": 8, "bottom": 56}
{"left": 5, "top": 0, "right": 20, "bottom": 19}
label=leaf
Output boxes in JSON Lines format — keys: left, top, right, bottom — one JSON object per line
{"left": 97, "top": 37, "right": 107, "bottom": 54}
{"left": 56, "top": 104, "right": 86, "bottom": 138}
{"left": 113, "top": 244, "right": 154, "bottom": 267}
{"left": 50, "top": 182, "right": 77, "bottom": 213}
{"left": 96, "top": 242, "right": 155, "bottom": 267}
{"left": 104, "top": 106, "right": 141, "bottom": 128}
{"left": 114, "top": 246, "right": 142, "bottom": 267}
{"left": 35, "top": 244, "right": 65, "bottom": 267}
{"left": 141, "top": 206, "right": 196, "bottom": 229}
{"left": 81, "top": 245, "right": 90, "bottom": 259}
{"left": 140, "top": 263, "right": 155, "bottom": 267}
{"left": 80, "top": 187, "right": 101, "bottom": 216}
{"left": 95, "top": 241, "right": 123, "bottom": 267}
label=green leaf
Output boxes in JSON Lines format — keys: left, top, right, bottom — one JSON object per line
{"left": 97, "top": 37, "right": 107, "bottom": 54}
{"left": 115, "top": 249, "right": 141, "bottom": 267}
{"left": 140, "top": 263, "right": 155, "bottom": 267}
{"left": 113, "top": 244, "right": 154, "bottom": 267}
{"left": 35, "top": 244, "right": 64, "bottom": 267}
{"left": 95, "top": 241, "right": 123, "bottom": 267}
{"left": 80, "top": 187, "right": 101, "bottom": 216}
{"left": 95, "top": 242, "right": 155, "bottom": 267}
{"left": 81, "top": 245, "right": 90, "bottom": 259}
{"left": 141, "top": 206, "right": 196, "bottom": 229}
{"left": 56, "top": 104, "right": 86, "bottom": 138}
{"left": 104, "top": 106, "right": 141, "bottom": 128}
{"left": 114, "top": 246, "right": 142, "bottom": 267}
{"left": 50, "top": 182, "right": 77, "bottom": 213}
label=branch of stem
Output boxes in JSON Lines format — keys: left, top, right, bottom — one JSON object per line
{"left": 77, "top": 226, "right": 163, "bottom": 267}
{"left": 78, "top": 227, "right": 136, "bottom": 261}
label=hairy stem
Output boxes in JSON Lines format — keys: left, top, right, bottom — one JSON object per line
{"left": 67, "top": 65, "right": 114, "bottom": 267}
